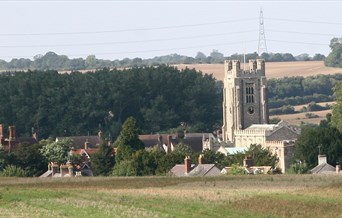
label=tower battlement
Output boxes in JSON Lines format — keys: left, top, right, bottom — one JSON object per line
{"left": 224, "top": 59, "right": 265, "bottom": 78}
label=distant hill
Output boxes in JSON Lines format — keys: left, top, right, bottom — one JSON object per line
{"left": 174, "top": 61, "right": 342, "bottom": 80}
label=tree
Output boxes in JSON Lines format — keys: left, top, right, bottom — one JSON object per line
{"left": 312, "top": 53, "right": 325, "bottom": 61}
{"left": 331, "top": 81, "right": 342, "bottom": 132}
{"left": 325, "top": 37, "right": 342, "bottom": 67}
{"left": 0, "top": 144, "right": 7, "bottom": 171}
{"left": 173, "top": 143, "right": 192, "bottom": 156}
{"left": 246, "top": 144, "right": 278, "bottom": 167}
{"left": 295, "top": 121, "right": 342, "bottom": 169}
{"left": 226, "top": 144, "right": 278, "bottom": 168}
{"left": 195, "top": 51, "right": 207, "bottom": 63}
{"left": 91, "top": 142, "right": 115, "bottom": 176}
{"left": 85, "top": 55, "right": 98, "bottom": 68}
{"left": 39, "top": 139, "right": 73, "bottom": 164}
{"left": 209, "top": 50, "right": 224, "bottom": 63}
{"left": 200, "top": 149, "right": 228, "bottom": 169}
{"left": 11, "top": 142, "right": 47, "bottom": 177}
{"left": 114, "top": 117, "right": 144, "bottom": 163}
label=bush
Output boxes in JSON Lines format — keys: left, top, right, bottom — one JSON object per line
{"left": 111, "top": 160, "right": 136, "bottom": 176}
{"left": 305, "top": 113, "right": 319, "bottom": 119}
{"left": 1, "top": 165, "right": 27, "bottom": 177}
{"left": 226, "top": 164, "right": 246, "bottom": 175}
{"left": 287, "top": 161, "right": 310, "bottom": 174}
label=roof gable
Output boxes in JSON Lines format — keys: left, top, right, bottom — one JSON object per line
{"left": 311, "top": 163, "right": 336, "bottom": 174}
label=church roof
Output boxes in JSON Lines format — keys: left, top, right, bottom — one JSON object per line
{"left": 247, "top": 124, "right": 277, "bottom": 130}
{"left": 225, "top": 147, "right": 248, "bottom": 155}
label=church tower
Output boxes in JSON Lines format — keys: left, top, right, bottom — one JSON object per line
{"left": 222, "top": 59, "right": 268, "bottom": 143}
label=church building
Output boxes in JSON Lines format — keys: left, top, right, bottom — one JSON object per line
{"left": 220, "top": 59, "right": 299, "bottom": 173}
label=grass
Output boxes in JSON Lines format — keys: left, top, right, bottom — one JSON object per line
{"left": 0, "top": 174, "right": 342, "bottom": 217}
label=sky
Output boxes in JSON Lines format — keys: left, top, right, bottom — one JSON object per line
{"left": 0, "top": 0, "right": 341, "bottom": 61}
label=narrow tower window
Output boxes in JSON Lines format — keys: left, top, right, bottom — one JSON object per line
{"left": 246, "top": 83, "right": 255, "bottom": 103}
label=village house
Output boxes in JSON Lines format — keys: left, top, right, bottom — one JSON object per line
{"left": 0, "top": 124, "right": 38, "bottom": 152}
{"left": 310, "top": 155, "right": 341, "bottom": 174}
{"left": 169, "top": 155, "right": 221, "bottom": 177}
{"left": 139, "top": 132, "right": 219, "bottom": 153}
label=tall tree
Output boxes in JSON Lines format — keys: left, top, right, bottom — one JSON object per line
{"left": 91, "top": 142, "right": 115, "bottom": 176}
{"left": 114, "top": 117, "right": 144, "bottom": 163}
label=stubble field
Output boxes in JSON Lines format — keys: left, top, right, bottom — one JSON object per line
{"left": 175, "top": 61, "right": 342, "bottom": 80}
{"left": 0, "top": 175, "right": 342, "bottom": 217}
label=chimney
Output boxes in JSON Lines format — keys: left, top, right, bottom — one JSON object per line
{"left": 0, "top": 124, "right": 4, "bottom": 145}
{"left": 60, "top": 164, "right": 69, "bottom": 177}
{"left": 67, "top": 161, "right": 74, "bottom": 177}
{"left": 98, "top": 130, "right": 103, "bottom": 139}
{"left": 52, "top": 162, "right": 59, "bottom": 176}
{"left": 84, "top": 139, "right": 89, "bottom": 149}
{"left": 0, "top": 124, "right": 3, "bottom": 138}
{"left": 184, "top": 156, "right": 191, "bottom": 174}
{"left": 318, "top": 155, "right": 327, "bottom": 165}
{"left": 9, "top": 126, "right": 16, "bottom": 140}
{"left": 244, "top": 155, "right": 254, "bottom": 168}
{"left": 336, "top": 163, "right": 341, "bottom": 174}
{"left": 33, "top": 132, "right": 38, "bottom": 142}
{"left": 198, "top": 154, "right": 205, "bottom": 164}
{"left": 167, "top": 135, "right": 172, "bottom": 153}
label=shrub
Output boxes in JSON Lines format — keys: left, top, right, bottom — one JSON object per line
{"left": 111, "top": 160, "right": 136, "bottom": 176}
{"left": 305, "top": 113, "right": 319, "bottom": 119}
{"left": 287, "top": 161, "right": 310, "bottom": 174}
{"left": 226, "top": 164, "right": 246, "bottom": 175}
{"left": 1, "top": 165, "right": 27, "bottom": 177}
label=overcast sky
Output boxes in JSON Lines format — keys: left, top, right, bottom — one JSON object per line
{"left": 0, "top": 0, "right": 341, "bottom": 61}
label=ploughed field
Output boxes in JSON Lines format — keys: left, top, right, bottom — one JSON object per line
{"left": 175, "top": 61, "right": 342, "bottom": 80}
{"left": 0, "top": 175, "right": 342, "bottom": 217}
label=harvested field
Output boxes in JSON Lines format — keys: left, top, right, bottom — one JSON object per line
{"left": 0, "top": 175, "right": 342, "bottom": 218}
{"left": 271, "top": 109, "right": 332, "bottom": 126}
{"left": 175, "top": 61, "right": 342, "bottom": 80}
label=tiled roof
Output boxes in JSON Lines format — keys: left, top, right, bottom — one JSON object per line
{"left": 311, "top": 163, "right": 336, "bottom": 174}
{"left": 170, "top": 164, "right": 195, "bottom": 176}
{"left": 17, "top": 137, "right": 38, "bottom": 145}
{"left": 188, "top": 164, "right": 220, "bottom": 176}
{"left": 71, "top": 148, "right": 98, "bottom": 156}
{"left": 170, "top": 164, "right": 221, "bottom": 177}
{"left": 57, "top": 136, "right": 102, "bottom": 149}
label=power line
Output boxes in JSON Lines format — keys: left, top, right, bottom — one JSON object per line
{"left": 268, "top": 39, "right": 328, "bottom": 46}
{"left": 0, "top": 30, "right": 258, "bottom": 48}
{"left": 0, "top": 18, "right": 257, "bottom": 37}
{"left": 0, "top": 40, "right": 259, "bottom": 59}
{"left": 265, "top": 17, "right": 342, "bottom": 25}
{"left": 267, "top": 29, "right": 340, "bottom": 37}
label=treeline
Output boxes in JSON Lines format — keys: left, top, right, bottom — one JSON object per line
{"left": 0, "top": 66, "right": 222, "bottom": 139}
{"left": 267, "top": 74, "right": 342, "bottom": 111}
{"left": 0, "top": 51, "right": 325, "bottom": 71}
{"left": 1, "top": 66, "right": 341, "bottom": 139}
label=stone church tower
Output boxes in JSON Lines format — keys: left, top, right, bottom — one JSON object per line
{"left": 222, "top": 59, "right": 269, "bottom": 143}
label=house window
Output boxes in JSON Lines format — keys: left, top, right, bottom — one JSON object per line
{"left": 246, "top": 83, "right": 255, "bottom": 103}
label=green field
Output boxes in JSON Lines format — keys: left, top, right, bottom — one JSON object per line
{"left": 0, "top": 175, "right": 341, "bottom": 217}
